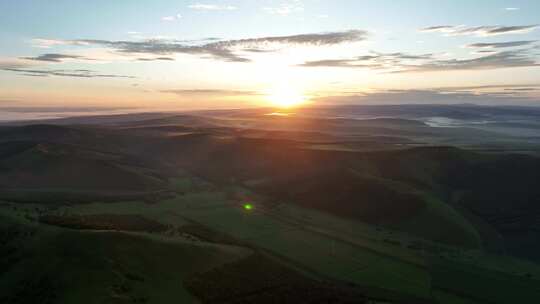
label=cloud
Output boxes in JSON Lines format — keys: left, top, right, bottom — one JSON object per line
{"left": 317, "top": 88, "right": 538, "bottom": 106}
{"left": 161, "top": 89, "right": 261, "bottom": 96}
{"left": 420, "top": 25, "right": 538, "bottom": 36}
{"left": 398, "top": 49, "right": 539, "bottom": 72}
{"left": 263, "top": 1, "right": 304, "bottom": 16}
{"left": 0, "top": 99, "right": 19, "bottom": 104}
{"left": 221, "top": 30, "right": 366, "bottom": 46}
{"left": 0, "top": 58, "right": 35, "bottom": 69}
{"left": 440, "top": 84, "right": 540, "bottom": 90}
{"left": 136, "top": 57, "right": 175, "bottom": 61}
{"left": 0, "top": 106, "right": 137, "bottom": 113}
{"left": 299, "top": 48, "right": 540, "bottom": 72}
{"left": 188, "top": 3, "right": 237, "bottom": 10}
{"left": 162, "top": 14, "right": 182, "bottom": 21}
{"left": 72, "top": 39, "right": 249, "bottom": 62}
{"left": 504, "top": 87, "right": 539, "bottom": 91}
{"left": 20, "top": 53, "right": 92, "bottom": 62}
{"left": 2, "top": 68, "right": 135, "bottom": 78}
{"left": 465, "top": 41, "right": 537, "bottom": 49}
{"left": 31, "top": 39, "right": 67, "bottom": 49}
{"left": 299, "top": 59, "right": 366, "bottom": 68}
{"left": 299, "top": 51, "right": 435, "bottom": 69}
{"left": 472, "top": 50, "right": 498, "bottom": 55}
{"left": 505, "top": 7, "right": 520, "bottom": 11}
{"left": 31, "top": 39, "right": 89, "bottom": 48}
{"left": 41, "top": 30, "right": 367, "bottom": 63}
{"left": 420, "top": 25, "right": 454, "bottom": 32}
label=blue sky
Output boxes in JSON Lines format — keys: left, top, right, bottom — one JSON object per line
{"left": 1, "top": 0, "right": 539, "bottom": 109}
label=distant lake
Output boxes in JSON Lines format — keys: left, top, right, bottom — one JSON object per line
{"left": 423, "top": 116, "right": 492, "bottom": 128}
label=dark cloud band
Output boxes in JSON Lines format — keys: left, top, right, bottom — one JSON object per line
{"left": 3, "top": 68, "right": 135, "bottom": 78}
{"left": 298, "top": 48, "right": 540, "bottom": 72}
{"left": 35, "top": 30, "right": 367, "bottom": 63}
{"left": 420, "top": 25, "right": 538, "bottom": 36}
{"left": 20, "top": 53, "right": 90, "bottom": 62}
{"left": 466, "top": 41, "right": 537, "bottom": 49}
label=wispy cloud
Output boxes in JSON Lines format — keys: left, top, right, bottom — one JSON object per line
{"left": 438, "top": 83, "right": 540, "bottom": 91}
{"left": 0, "top": 99, "right": 19, "bottom": 104}
{"left": 67, "top": 39, "right": 247, "bottom": 63}
{"left": 161, "top": 89, "right": 261, "bottom": 96}
{"left": 2, "top": 68, "right": 135, "bottom": 78}
{"left": 162, "top": 14, "right": 182, "bottom": 21}
{"left": 505, "top": 7, "right": 520, "bottom": 11}
{"left": 299, "top": 48, "right": 540, "bottom": 72}
{"left": 465, "top": 40, "right": 537, "bottom": 49}
{"left": 420, "top": 24, "right": 538, "bottom": 36}
{"left": 31, "top": 38, "right": 89, "bottom": 48}
{"left": 136, "top": 57, "right": 175, "bottom": 61}
{"left": 299, "top": 51, "right": 436, "bottom": 69}
{"left": 503, "top": 87, "right": 539, "bottom": 92}
{"left": 20, "top": 53, "right": 92, "bottom": 63}
{"left": 318, "top": 87, "right": 539, "bottom": 106}
{"left": 219, "top": 30, "right": 367, "bottom": 46}
{"left": 398, "top": 49, "right": 539, "bottom": 72}
{"left": 188, "top": 3, "right": 237, "bottom": 10}
{"left": 263, "top": 1, "right": 304, "bottom": 16}
{"left": 35, "top": 30, "right": 367, "bottom": 63}
{"left": 0, "top": 58, "right": 35, "bottom": 69}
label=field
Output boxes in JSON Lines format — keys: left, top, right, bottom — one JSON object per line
{"left": 27, "top": 175, "right": 539, "bottom": 303}
{"left": 0, "top": 204, "right": 251, "bottom": 304}
{"left": 39, "top": 214, "right": 168, "bottom": 232}
{"left": 392, "top": 195, "right": 482, "bottom": 249}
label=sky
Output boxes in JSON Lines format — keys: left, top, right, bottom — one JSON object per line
{"left": 1, "top": 0, "right": 540, "bottom": 112}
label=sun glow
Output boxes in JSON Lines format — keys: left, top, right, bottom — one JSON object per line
{"left": 265, "top": 85, "right": 308, "bottom": 108}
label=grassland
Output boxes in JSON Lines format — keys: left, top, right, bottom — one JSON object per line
{"left": 0, "top": 203, "right": 251, "bottom": 304}
{"left": 34, "top": 176, "right": 540, "bottom": 303}
{"left": 184, "top": 252, "right": 370, "bottom": 303}
{"left": 392, "top": 195, "right": 482, "bottom": 249}
{"left": 39, "top": 214, "right": 168, "bottom": 232}
{"left": 2, "top": 115, "right": 540, "bottom": 303}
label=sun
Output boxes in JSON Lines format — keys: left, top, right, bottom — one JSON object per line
{"left": 265, "top": 86, "right": 307, "bottom": 108}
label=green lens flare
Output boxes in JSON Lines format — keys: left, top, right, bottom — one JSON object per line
{"left": 243, "top": 203, "right": 253, "bottom": 210}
